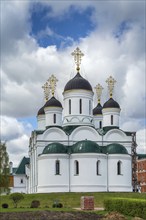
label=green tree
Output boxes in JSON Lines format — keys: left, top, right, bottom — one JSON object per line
{"left": 0, "top": 141, "right": 10, "bottom": 194}
{"left": 10, "top": 193, "right": 24, "bottom": 208}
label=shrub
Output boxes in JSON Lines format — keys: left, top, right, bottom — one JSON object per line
{"left": 104, "top": 198, "right": 146, "bottom": 219}
{"left": 2, "top": 203, "right": 9, "bottom": 208}
{"left": 52, "top": 200, "right": 63, "bottom": 208}
{"left": 30, "top": 200, "right": 40, "bottom": 208}
{"left": 9, "top": 193, "right": 24, "bottom": 208}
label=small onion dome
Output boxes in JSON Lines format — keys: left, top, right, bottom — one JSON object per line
{"left": 44, "top": 96, "right": 62, "bottom": 108}
{"left": 71, "top": 140, "right": 101, "bottom": 154}
{"left": 37, "top": 106, "right": 45, "bottom": 115}
{"left": 106, "top": 143, "right": 128, "bottom": 154}
{"left": 64, "top": 73, "right": 92, "bottom": 92}
{"left": 42, "top": 143, "right": 67, "bottom": 154}
{"left": 103, "top": 98, "right": 120, "bottom": 109}
{"left": 93, "top": 103, "right": 102, "bottom": 115}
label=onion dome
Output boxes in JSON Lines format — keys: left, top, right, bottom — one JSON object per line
{"left": 103, "top": 98, "right": 120, "bottom": 109}
{"left": 71, "top": 140, "right": 101, "bottom": 154}
{"left": 106, "top": 143, "right": 128, "bottom": 154}
{"left": 44, "top": 96, "right": 62, "bottom": 108}
{"left": 42, "top": 143, "right": 67, "bottom": 154}
{"left": 37, "top": 106, "right": 45, "bottom": 115}
{"left": 93, "top": 103, "right": 102, "bottom": 115}
{"left": 64, "top": 73, "right": 92, "bottom": 92}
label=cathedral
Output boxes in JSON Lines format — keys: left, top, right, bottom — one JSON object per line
{"left": 28, "top": 48, "right": 134, "bottom": 193}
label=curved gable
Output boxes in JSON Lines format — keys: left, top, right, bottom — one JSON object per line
{"left": 104, "top": 129, "right": 127, "bottom": 141}
{"left": 42, "top": 127, "right": 67, "bottom": 142}
{"left": 70, "top": 126, "right": 101, "bottom": 142}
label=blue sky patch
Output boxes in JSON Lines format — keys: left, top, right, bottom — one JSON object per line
{"left": 29, "top": 3, "right": 95, "bottom": 48}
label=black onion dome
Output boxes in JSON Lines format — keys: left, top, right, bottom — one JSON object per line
{"left": 103, "top": 98, "right": 120, "bottom": 109}
{"left": 37, "top": 106, "right": 45, "bottom": 115}
{"left": 64, "top": 73, "right": 92, "bottom": 92}
{"left": 93, "top": 103, "right": 102, "bottom": 115}
{"left": 44, "top": 96, "right": 62, "bottom": 108}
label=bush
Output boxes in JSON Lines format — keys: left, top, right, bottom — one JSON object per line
{"left": 104, "top": 198, "right": 146, "bottom": 219}
{"left": 30, "top": 200, "right": 40, "bottom": 208}
{"left": 2, "top": 203, "right": 9, "bottom": 208}
{"left": 9, "top": 193, "right": 24, "bottom": 208}
{"left": 52, "top": 200, "right": 63, "bottom": 208}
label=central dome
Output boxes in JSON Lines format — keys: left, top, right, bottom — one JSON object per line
{"left": 71, "top": 140, "right": 101, "bottom": 154}
{"left": 64, "top": 73, "right": 92, "bottom": 92}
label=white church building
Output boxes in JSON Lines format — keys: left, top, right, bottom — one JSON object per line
{"left": 27, "top": 48, "right": 134, "bottom": 193}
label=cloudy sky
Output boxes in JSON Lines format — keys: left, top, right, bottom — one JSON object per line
{"left": 1, "top": 0, "right": 146, "bottom": 166}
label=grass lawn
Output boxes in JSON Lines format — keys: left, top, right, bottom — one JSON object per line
{"left": 0, "top": 192, "right": 146, "bottom": 210}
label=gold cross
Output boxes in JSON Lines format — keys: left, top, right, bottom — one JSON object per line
{"left": 42, "top": 81, "right": 50, "bottom": 102}
{"left": 94, "top": 84, "right": 103, "bottom": 103}
{"left": 106, "top": 76, "right": 116, "bottom": 98}
{"left": 47, "top": 74, "right": 58, "bottom": 96}
{"left": 71, "top": 47, "right": 84, "bottom": 73}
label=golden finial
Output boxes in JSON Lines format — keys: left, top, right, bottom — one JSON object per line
{"left": 42, "top": 81, "right": 50, "bottom": 102}
{"left": 94, "top": 84, "right": 103, "bottom": 103}
{"left": 106, "top": 76, "right": 116, "bottom": 98}
{"left": 47, "top": 74, "right": 58, "bottom": 97}
{"left": 71, "top": 47, "right": 84, "bottom": 73}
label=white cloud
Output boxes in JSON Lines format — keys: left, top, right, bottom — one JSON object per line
{"left": 136, "top": 128, "right": 146, "bottom": 154}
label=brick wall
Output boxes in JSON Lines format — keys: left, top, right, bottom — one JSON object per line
{"left": 81, "top": 196, "right": 94, "bottom": 210}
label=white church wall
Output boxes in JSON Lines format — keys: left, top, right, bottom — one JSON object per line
{"left": 63, "top": 90, "right": 93, "bottom": 126}
{"left": 107, "top": 155, "right": 132, "bottom": 192}
{"left": 12, "top": 175, "right": 27, "bottom": 193}
{"left": 37, "top": 115, "right": 45, "bottom": 130}
{"left": 70, "top": 154, "right": 107, "bottom": 192}
{"left": 45, "top": 107, "right": 62, "bottom": 127}
{"left": 37, "top": 154, "right": 69, "bottom": 192}
{"left": 102, "top": 108, "right": 120, "bottom": 127}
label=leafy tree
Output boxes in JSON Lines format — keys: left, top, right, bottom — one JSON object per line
{"left": 0, "top": 141, "right": 10, "bottom": 194}
{"left": 10, "top": 193, "right": 24, "bottom": 208}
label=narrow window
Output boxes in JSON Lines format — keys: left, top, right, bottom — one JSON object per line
{"left": 53, "top": 114, "right": 56, "bottom": 124}
{"left": 96, "top": 160, "right": 100, "bottom": 175}
{"left": 117, "top": 161, "right": 122, "bottom": 175}
{"left": 55, "top": 160, "right": 60, "bottom": 175}
{"left": 20, "top": 178, "right": 23, "bottom": 184}
{"left": 79, "top": 99, "right": 82, "bottom": 114}
{"left": 99, "top": 121, "right": 102, "bottom": 129}
{"left": 69, "top": 99, "right": 71, "bottom": 114}
{"left": 74, "top": 160, "right": 79, "bottom": 175}
{"left": 111, "top": 115, "right": 113, "bottom": 125}
{"left": 89, "top": 100, "right": 91, "bottom": 115}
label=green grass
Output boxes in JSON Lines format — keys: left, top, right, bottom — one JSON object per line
{"left": 0, "top": 192, "right": 146, "bottom": 211}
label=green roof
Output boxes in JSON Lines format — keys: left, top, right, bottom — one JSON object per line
{"left": 71, "top": 140, "right": 101, "bottom": 154}
{"left": 104, "top": 143, "right": 128, "bottom": 154}
{"left": 42, "top": 143, "right": 67, "bottom": 154}
{"left": 15, "top": 157, "right": 30, "bottom": 174}
{"left": 137, "top": 154, "right": 146, "bottom": 159}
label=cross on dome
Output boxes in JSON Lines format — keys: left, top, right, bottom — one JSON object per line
{"left": 71, "top": 47, "right": 84, "bottom": 73}
{"left": 47, "top": 74, "right": 58, "bottom": 97}
{"left": 106, "top": 76, "right": 116, "bottom": 98}
{"left": 94, "top": 83, "right": 103, "bottom": 103}
{"left": 42, "top": 81, "right": 50, "bottom": 102}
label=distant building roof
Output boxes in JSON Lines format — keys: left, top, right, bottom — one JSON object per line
{"left": 137, "top": 154, "right": 146, "bottom": 160}
{"left": 15, "top": 157, "right": 30, "bottom": 174}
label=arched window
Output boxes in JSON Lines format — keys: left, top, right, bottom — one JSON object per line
{"left": 111, "top": 115, "right": 113, "bottom": 125}
{"left": 89, "top": 100, "right": 91, "bottom": 115}
{"left": 117, "top": 161, "right": 122, "bottom": 175}
{"left": 53, "top": 114, "right": 56, "bottom": 124}
{"left": 96, "top": 160, "right": 101, "bottom": 175}
{"left": 74, "top": 160, "right": 79, "bottom": 175}
{"left": 79, "top": 99, "right": 82, "bottom": 114}
{"left": 99, "top": 121, "right": 102, "bottom": 129}
{"left": 55, "top": 160, "right": 60, "bottom": 175}
{"left": 69, "top": 99, "right": 71, "bottom": 114}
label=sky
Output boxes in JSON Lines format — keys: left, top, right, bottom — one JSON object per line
{"left": 1, "top": 0, "right": 146, "bottom": 167}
